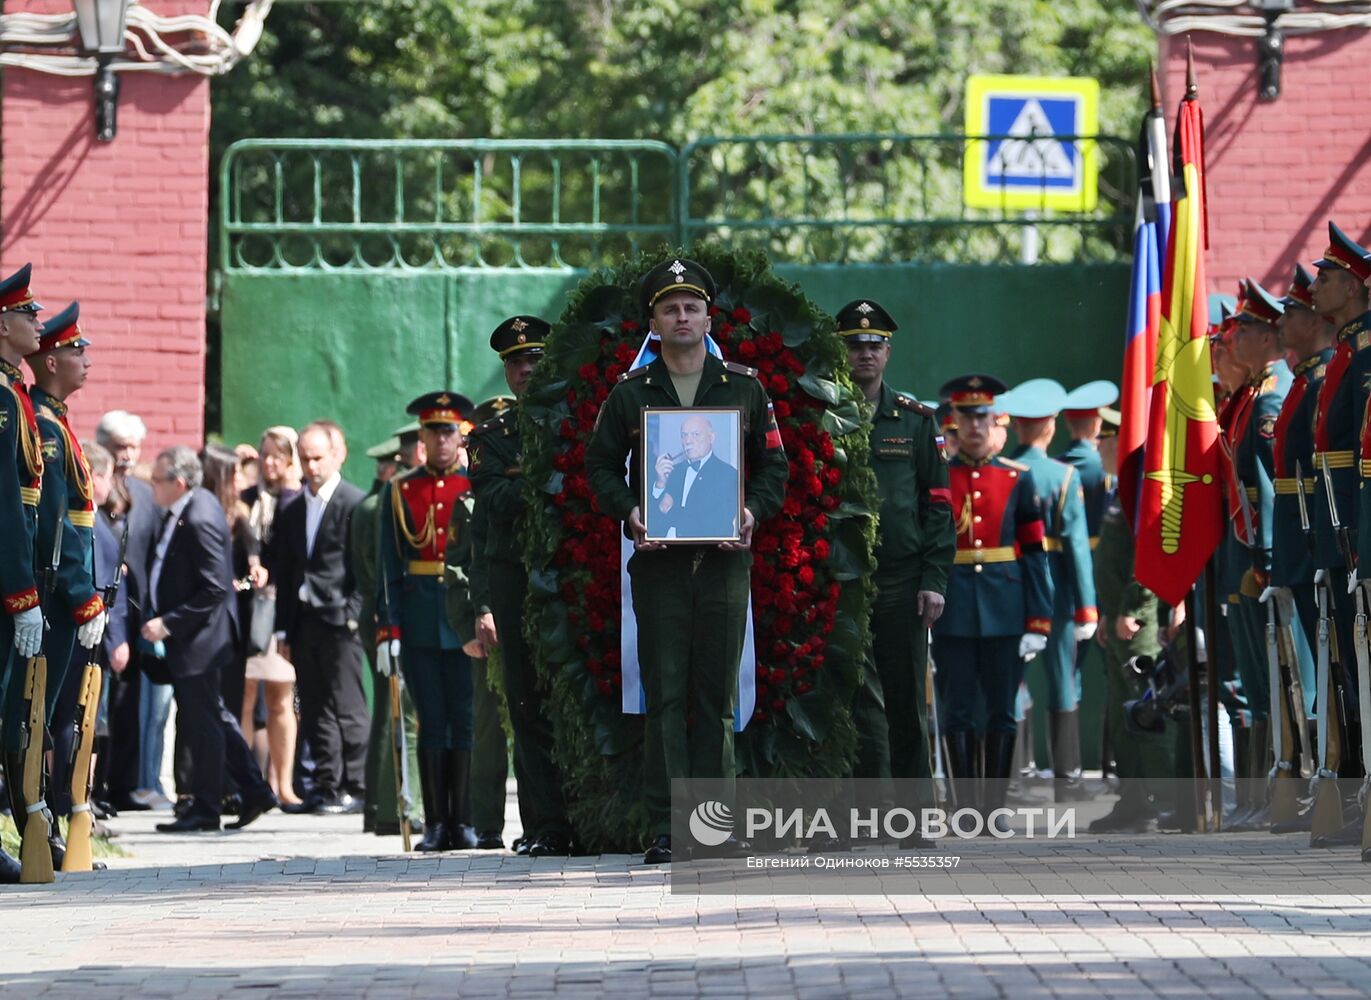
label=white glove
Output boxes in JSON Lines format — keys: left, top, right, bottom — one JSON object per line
{"left": 1074, "top": 621, "right": 1097, "bottom": 643}
{"left": 77, "top": 611, "right": 107, "bottom": 650}
{"left": 1259, "top": 586, "right": 1278, "bottom": 604}
{"left": 1018, "top": 633, "right": 1048, "bottom": 660}
{"left": 13, "top": 606, "right": 42, "bottom": 658}
{"left": 1350, "top": 573, "right": 1361, "bottom": 595}
{"left": 376, "top": 639, "right": 401, "bottom": 677}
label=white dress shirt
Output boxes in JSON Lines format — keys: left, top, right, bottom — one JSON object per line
{"left": 148, "top": 490, "right": 194, "bottom": 615}
{"left": 299, "top": 472, "right": 342, "bottom": 603}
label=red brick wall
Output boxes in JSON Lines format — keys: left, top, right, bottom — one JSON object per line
{"left": 0, "top": 0, "right": 210, "bottom": 452}
{"left": 1160, "top": 28, "right": 1371, "bottom": 296}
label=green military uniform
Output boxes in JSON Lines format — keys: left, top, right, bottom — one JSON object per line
{"left": 1090, "top": 489, "right": 1175, "bottom": 829}
{"left": 0, "top": 264, "right": 45, "bottom": 884}
{"left": 837, "top": 299, "right": 954, "bottom": 820}
{"left": 375, "top": 391, "right": 477, "bottom": 852}
{"left": 470, "top": 322, "right": 574, "bottom": 855}
{"left": 458, "top": 393, "right": 524, "bottom": 850}
{"left": 586, "top": 259, "right": 788, "bottom": 851}
{"left": 354, "top": 433, "right": 422, "bottom": 836}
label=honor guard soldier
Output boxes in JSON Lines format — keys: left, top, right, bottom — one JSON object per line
{"left": 1058, "top": 380, "right": 1120, "bottom": 548}
{"left": 0, "top": 264, "right": 45, "bottom": 884}
{"left": 587, "top": 258, "right": 788, "bottom": 865}
{"left": 1226, "top": 280, "right": 1293, "bottom": 828}
{"left": 357, "top": 423, "right": 423, "bottom": 838}
{"left": 1309, "top": 223, "right": 1371, "bottom": 846}
{"left": 1264, "top": 264, "right": 1332, "bottom": 833}
{"left": 838, "top": 299, "right": 955, "bottom": 845}
{"left": 931, "top": 374, "right": 1052, "bottom": 825}
{"left": 453, "top": 396, "right": 515, "bottom": 852}
{"left": 469, "top": 317, "right": 574, "bottom": 858}
{"left": 5, "top": 304, "right": 106, "bottom": 869}
{"left": 1002, "top": 379, "right": 1098, "bottom": 802}
{"left": 375, "top": 391, "right": 478, "bottom": 853}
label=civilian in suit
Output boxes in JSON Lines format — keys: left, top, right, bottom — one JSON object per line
{"left": 94, "top": 410, "right": 158, "bottom": 812}
{"left": 274, "top": 421, "right": 369, "bottom": 814}
{"left": 142, "top": 446, "right": 275, "bottom": 833}
{"left": 50, "top": 441, "right": 127, "bottom": 819}
{"left": 647, "top": 414, "right": 740, "bottom": 540}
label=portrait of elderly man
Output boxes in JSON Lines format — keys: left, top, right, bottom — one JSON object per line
{"left": 647, "top": 411, "right": 741, "bottom": 541}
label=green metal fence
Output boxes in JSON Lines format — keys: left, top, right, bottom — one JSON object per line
{"left": 220, "top": 133, "right": 1135, "bottom": 271}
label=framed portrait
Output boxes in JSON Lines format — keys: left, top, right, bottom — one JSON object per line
{"left": 640, "top": 406, "right": 745, "bottom": 544}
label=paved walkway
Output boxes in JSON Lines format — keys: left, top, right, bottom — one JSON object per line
{"left": 4, "top": 802, "right": 1371, "bottom": 999}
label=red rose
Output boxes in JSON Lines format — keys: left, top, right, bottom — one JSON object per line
{"left": 824, "top": 466, "right": 841, "bottom": 487}
{"left": 771, "top": 698, "right": 786, "bottom": 712}
{"left": 813, "top": 539, "right": 831, "bottom": 560}
{"left": 738, "top": 340, "right": 758, "bottom": 360}
{"left": 812, "top": 513, "right": 828, "bottom": 533}
{"left": 620, "top": 320, "right": 640, "bottom": 334}
{"left": 797, "top": 566, "right": 815, "bottom": 586}
{"left": 732, "top": 306, "right": 751, "bottom": 323}
{"left": 769, "top": 375, "right": 790, "bottom": 395}
{"left": 773, "top": 400, "right": 792, "bottom": 419}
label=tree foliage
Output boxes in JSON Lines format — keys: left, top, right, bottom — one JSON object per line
{"left": 213, "top": 1, "right": 1153, "bottom": 153}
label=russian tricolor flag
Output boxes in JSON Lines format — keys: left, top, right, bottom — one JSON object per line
{"left": 1117, "top": 83, "right": 1170, "bottom": 530}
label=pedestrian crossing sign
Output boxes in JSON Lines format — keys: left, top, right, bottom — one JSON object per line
{"left": 963, "top": 74, "right": 1100, "bottom": 212}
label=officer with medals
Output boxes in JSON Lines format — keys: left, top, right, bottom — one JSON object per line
{"left": 0, "top": 264, "right": 45, "bottom": 884}
{"left": 5, "top": 303, "right": 107, "bottom": 868}
{"left": 452, "top": 396, "right": 517, "bottom": 852}
{"left": 357, "top": 424, "right": 423, "bottom": 838}
{"left": 375, "top": 391, "right": 478, "bottom": 852}
{"left": 1225, "top": 279, "right": 1293, "bottom": 828}
{"left": 586, "top": 258, "right": 788, "bottom": 865}
{"left": 1309, "top": 223, "right": 1371, "bottom": 846}
{"left": 1263, "top": 264, "right": 1332, "bottom": 834}
{"left": 1002, "top": 379, "right": 1098, "bottom": 802}
{"left": 932, "top": 374, "right": 1052, "bottom": 825}
{"left": 1057, "top": 380, "right": 1120, "bottom": 549}
{"left": 469, "top": 317, "right": 574, "bottom": 858}
{"left": 838, "top": 299, "right": 955, "bottom": 846}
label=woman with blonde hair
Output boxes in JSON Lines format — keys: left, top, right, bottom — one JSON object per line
{"left": 241, "top": 426, "right": 304, "bottom": 807}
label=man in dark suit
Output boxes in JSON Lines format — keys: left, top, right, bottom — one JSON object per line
{"left": 273, "top": 421, "right": 369, "bottom": 814}
{"left": 648, "top": 414, "right": 740, "bottom": 540}
{"left": 94, "top": 410, "right": 159, "bottom": 812}
{"left": 139, "top": 445, "right": 241, "bottom": 832}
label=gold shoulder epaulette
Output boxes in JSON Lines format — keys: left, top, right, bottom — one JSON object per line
{"left": 999, "top": 457, "right": 1029, "bottom": 472}
{"left": 895, "top": 394, "right": 933, "bottom": 417}
{"left": 722, "top": 360, "right": 759, "bottom": 378}
{"left": 618, "top": 366, "right": 649, "bottom": 383}
{"left": 1313, "top": 364, "right": 1327, "bottom": 381}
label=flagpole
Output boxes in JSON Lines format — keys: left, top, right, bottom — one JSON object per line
{"left": 1203, "top": 560, "right": 1222, "bottom": 831}
{"left": 1184, "top": 585, "right": 1209, "bottom": 832}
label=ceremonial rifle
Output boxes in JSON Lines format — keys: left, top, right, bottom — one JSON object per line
{"left": 19, "top": 519, "right": 63, "bottom": 883}
{"left": 927, "top": 629, "right": 944, "bottom": 808}
{"left": 1310, "top": 455, "right": 1350, "bottom": 840}
{"left": 63, "top": 519, "right": 128, "bottom": 872}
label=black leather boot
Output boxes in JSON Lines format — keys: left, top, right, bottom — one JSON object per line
{"left": 415, "top": 751, "right": 450, "bottom": 852}
{"left": 984, "top": 731, "right": 1018, "bottom": 836}
{"left": 946, "top": 731, "right": 979, "bottom": 815}
{"left": 447, "top": 749, "right": 478, "bottom": 851}
{"left": 1050, "top": 710, "right": 1092, "bottom": 802}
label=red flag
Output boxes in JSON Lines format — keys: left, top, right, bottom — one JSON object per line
{"left": 1134, "top": 60, "right": 1223, "bottom": 607}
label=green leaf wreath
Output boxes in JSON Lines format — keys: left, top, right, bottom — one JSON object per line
{"left": 519, "top": 246, "right": 879, "bottom": 852}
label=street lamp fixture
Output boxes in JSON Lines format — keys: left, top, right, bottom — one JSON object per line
{"left": 1252, "top": 0, "right": 1292, "bottom": 102}
{"left": 72, "top": 0, "right": 132, "bottom": 142}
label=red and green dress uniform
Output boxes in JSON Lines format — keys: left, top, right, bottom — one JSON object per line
{"left": 586, "top": 352, "right": 788, "bottom": 839}
{"left": 377, "top": 463, "right": 474, "bottom": 752}
{"left": 1272, "top": 347, "right": 1330, "bottom": 722}
{"left": 932, "top": 454, "right": 1052, "bottom": 735}
{"left": 1311, "top": 225, "right": 1371, "bottom": 696}
{"left": 0, "top": 356, "right": 42, "bottom": 703}
{"left": 18, "top": 389, "right": 102, "bottom": 724}
{"left": 469, "top": 336, "right": 573, "bottom": 847}
{"left": 1216, "top": 376, "right": 1256, "bottom": 730}
{"left": 859, "top": 380, "right": 955, "bottom": 809}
